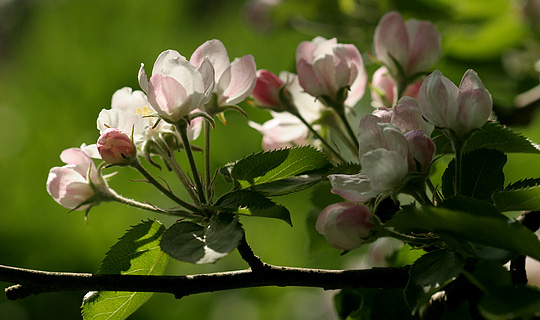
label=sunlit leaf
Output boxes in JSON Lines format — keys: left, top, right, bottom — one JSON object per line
{"left": 230, "top": 146, "right": 332, "bottom": 192}
{"left": 493, "top": 185, "right": 540, "bottom": 212}
{"left": 81, "top": 220, "right": 168, "bottom": 320}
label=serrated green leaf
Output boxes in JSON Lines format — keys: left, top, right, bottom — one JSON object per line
{"left": 493, "top": 185, "right": 540, "bottom": 212}
{"left": 160, "top": 214, "right": 243, "bottom": 264}
{"left": 231, "top": 146, "right": 331, "bottom": 189}
{"left": 386, "top": 206, "right": 540, "bottom": 261}
{"left": 505, "top": 178, "right": 540, "bottom": 190}
{"left": 214, "top": 189, "right": 292, "bottom": 225}
{"left": 435, "top": 121, "right": 540, "bottom": 154}
{"left": 251, "top": 172, "right": 326, "bottom": 196}
{"left": 405, "top": 249, "right": 465, "bottom": 313}
{"left": 441, "top": 149, "right": 506, "bottom": 201}
{"left": 82, "top": 220, "right": 168, "bottom": 320}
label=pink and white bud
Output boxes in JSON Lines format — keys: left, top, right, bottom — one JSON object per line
{"left": 251, "top": 69, "right": 284, "bottom": 109}
{"left": 374, "top": 11, "right": 441, "bottom": 79}
{"left": 139, "top": 50, "right": 210, "bottom": 123}
{"left": 46, "top": 147, "right": 107, "bottom": 211}
{"left": 296, "top": 37, "right": 367, "bottom": 107}
{"left": 97, "top": 128, "right": 135, "bottom": 165}
{"left": 190, "top": 39, "right": 257, "bottom": 107}
{"left": 371, "top": 67, "right": 422, "bottom": 107}
{"left": 316, "top": 202, "right": 376, "bottom": 250}
{"left": 405, "top": 129, "right": 436, "bottom": 173}
{"left": 418, "top": 69, "right": 492, "bottom": 137}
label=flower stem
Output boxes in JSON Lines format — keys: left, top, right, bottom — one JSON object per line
{"left": 108, "top": 190, "right": 184, "bottom": 217}
{"left": 204, "top": 121, "right": 212, "bottom": 202}
{"left": 175, "top": 121, "right": 207, "bottom": 205}
{"left": 131, "top": 158, "right": 199, "bottom": 212}
{"left": 450, "top": 138, "right": 466, "bottom": 196}
{"left": 152, "top": 137, "right": 200, "bottom": 206}
{"left": 292, "top": 110, "right": 346, "bottom": 163}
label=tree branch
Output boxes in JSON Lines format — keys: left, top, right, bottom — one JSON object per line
{"left": 1, "top": 263, "right": 410, "bottom": 301}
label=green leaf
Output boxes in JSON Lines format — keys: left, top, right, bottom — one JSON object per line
{"left": 250, "top": 172, "right": 326, "bottom": 196}
{"left": 405, "top": 249, "right": 465, "bottom": 313}
{"left": 386, "top": 205, "right": 540, "bottom": 261}
{"left": 441, "top": 149, "right": 506, "bottom": 201}
{"left": 160, "top": 213, "right": 243, "bottom": 264}
{"left": 493, "top": 185, "right": 540, "bottom": 212}
{"left": 214, "top": 189, "right": 292, "bottom": 225}
{"left": 505, "top": 178, "right": 540, "bottom": 190}
{"left": 435, "top": 121, "right": 540, "bottom": 154}
{"left": 230, "top": 146, "right": 331, "bottom": 192}
{"left": 82, "top": 220, "right": 168, "bottom": 320}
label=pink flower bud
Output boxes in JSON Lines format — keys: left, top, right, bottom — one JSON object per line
{"left": 97, "top": 128, "right": 135, "bottom": 165}
{"left": 251, "top": 69, "right": 284, "bottom": 108}
{"left": 316, "top": 202, "right": 376, "bottom": 250}
{"left": 296, "top": 37, "right": 367, "bottom": 107}
{"left": 405, "top": 129, "right": 436, "bottom": 173}
{"left": 418, "top": 69, "right": 492, "bottom": 137}
{"left": 374, "top": 11, "right": 441, "bottom": 79}
{"left": 371, "top": 67, "right": 422, "bottom": 107}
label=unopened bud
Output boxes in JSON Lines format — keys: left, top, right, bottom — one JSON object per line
{"left": 316, "top": 202, "right": 376, "bottom": 250}
{"left": 97, "top": 128, "right": 135, "bottom": 165}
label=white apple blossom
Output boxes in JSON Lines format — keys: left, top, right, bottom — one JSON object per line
{"left": 190, "top": 39, "right": 257, "bottom": 108}
{"left": 46, "top": 146, "right": 109, "bottom": 211}
{"left": 139, "top": 50, "right": 211, "bottom": 123}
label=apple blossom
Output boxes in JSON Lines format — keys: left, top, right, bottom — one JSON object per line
{"left": 190, "top": 39, "right": 257, "bottom": 108}
{"left": 418, "top": 69, "right": 492, "bottom": 138}
{"left": 316, "top": 202, "right": 376, "bottom": 250}
{"left": 46, "top": 146, "right": 110, "bottom": 211}
{"left": 372, "top": 96, "right": 434, "bottom": 136}
{"left": 97, "top": 128, "right": 136, "bottom": 165}
{"left": 139, "top": 50, "right": 211, "bottom": 123}
{"left": 296, "top": 36, "right": 367, "bottom": 107}
{"left": 96, "top": 87, "right": 202, "bottom": 158}
{"left": 374, "top": 11, "right": 440, "bottom": 80}
{"left": 370, "top": 67, "right": 421, "bottom": 107}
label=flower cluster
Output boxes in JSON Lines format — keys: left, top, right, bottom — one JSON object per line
{"left": 47, "top": 40, "right": 257, "bottom": 214}
{"left": 248, "top": 11, "right": 492, "bottom": 250}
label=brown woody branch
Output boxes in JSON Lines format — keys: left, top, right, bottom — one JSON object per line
{"left": 1, "top": 263, "right": 409, "bottom": 301}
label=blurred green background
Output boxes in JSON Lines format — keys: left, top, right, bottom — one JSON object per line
{"left": 2, "top": 0, "right": 540, "bottom": 319}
